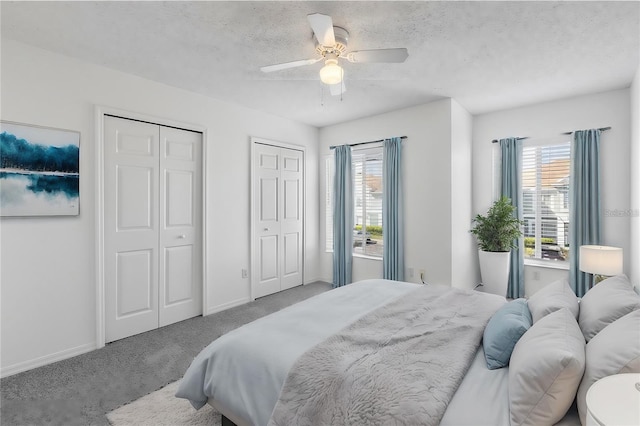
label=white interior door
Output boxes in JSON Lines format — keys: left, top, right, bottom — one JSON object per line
{"left": 280, "top": 149, "right": 303, "bottom": 290}
{"left": 104, "top": 117, "right": 160, "bottom": 343}
{"left": 253, "top": 143, "right": 282, "bottom": 298}
{"left": 252, "top": 142, "right": 303, "bottom": 298}
{"left": 104, "top": 116, "right": 202, "bottom": 343}
{"left": 158, "top": 126, "right": 202, "bottom": 327}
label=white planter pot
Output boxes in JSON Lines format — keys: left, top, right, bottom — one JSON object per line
{"left": 478, "top": 250, "right": 511, "bottom": 297}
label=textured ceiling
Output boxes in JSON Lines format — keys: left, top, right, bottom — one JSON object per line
{"left": 1, "top": 1, "right": 639, "bottom": 128}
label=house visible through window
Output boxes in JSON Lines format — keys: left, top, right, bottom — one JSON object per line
{"left": 325, "top": 146, "right": 384, "bottom": 258}
{"left": 521, "top": 140, "right": 571, "bottom": 263}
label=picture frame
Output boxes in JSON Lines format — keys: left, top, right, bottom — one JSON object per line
{"left": 0, "top": 120, "right": 80, "bottom": 217}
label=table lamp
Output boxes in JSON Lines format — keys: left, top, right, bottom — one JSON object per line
{"left": 579, "top": 245, "right": 623, "bottom": 284}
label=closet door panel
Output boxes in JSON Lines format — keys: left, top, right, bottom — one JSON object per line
{"left": 158, "top": 126, "right": 202, "bottom": 327}
{"left": 164, "top": 245, "right": 194, "bottom": 305}
{"left": 104, "top": 116, "right": 160, "bottom": 343}
{"left": 280, "top": 149, "right": 303, "bottom": 291}
{"left": 253, "top": 144, "right": 282, "bottom": 298}
{"left": 116, "top": 249, "right": 154, "bottom": 316}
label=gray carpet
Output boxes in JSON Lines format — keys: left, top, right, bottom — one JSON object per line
{"left": 1, "top": 281, "right": 332, "bottom": 426}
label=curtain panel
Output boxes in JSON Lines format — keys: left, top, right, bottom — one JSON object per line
{"left": 569, "top": 129, "right": 602, "bottom": 296}
{"left": 332, "top": 145, "right": 354, "bottom": 287}
{"left": 382, "top": 137, "right": 405, "bottom": 281}
{"left": 500, "top": 137, "right": 525, "bottom": 298}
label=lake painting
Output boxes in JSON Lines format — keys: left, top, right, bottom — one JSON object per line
{"left": 0, "top": 121, "right": 80, "bottom": 216}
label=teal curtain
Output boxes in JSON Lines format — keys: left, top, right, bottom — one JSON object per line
{"left": 332, "top": 145, "right": 353, "bottom": 287}
{"left": 382, "top": 137, "right": 404, "bottom": 281}
{"left": 500, "top": 137, "right": 524, "bottom": 298}
{"left": 570, "top": 129, "right": 601, "bottom": 296}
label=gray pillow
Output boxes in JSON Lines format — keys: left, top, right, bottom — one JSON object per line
{"left": 578, "top": 274, "right": 640, "bottom": 341}
{"left": 576, "top": 309, "right": 640, "bottom": 425}
{"left": 483, "top": 298, "right": 532, "bottom": 370}
{"left": 527, "top": 279, "right": 579, "bottom": 323}
{"left": 509, "top": 308, "right": 586, "bottom": 426}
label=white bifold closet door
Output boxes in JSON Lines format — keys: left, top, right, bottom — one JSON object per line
{"left": 253, "top": 143, "right": 303, "bottom": 298}
{"left": 104, "top": 116, "right": 202, "bottom": 343}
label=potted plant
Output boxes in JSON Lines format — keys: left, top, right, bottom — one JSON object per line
{"left": 470, "top": 196, "right": 523, "bottom": 297}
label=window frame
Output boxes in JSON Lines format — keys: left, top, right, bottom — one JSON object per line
{"left": 519, "top": 137, "right": 571, "bottom": 270}
{"left": 352, "top": 147, "right": 384, "bottom": 259}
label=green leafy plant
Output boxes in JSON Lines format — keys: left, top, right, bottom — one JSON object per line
{"left": 470, "top": 196, "right": 523, "bottom": 252}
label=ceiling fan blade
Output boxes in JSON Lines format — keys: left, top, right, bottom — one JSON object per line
{"left": 329, "top": 81, "right": 346, "bottom": 96}
{"left": 260, "top": 57, "right": 322, "bottom": 73}
{"left": 345, "top": 48, "right": 409, "bottom": 63}
{"left": 308, "top": 13, "right": 335, "bottom": 46}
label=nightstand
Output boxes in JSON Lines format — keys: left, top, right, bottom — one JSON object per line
{"left": 586, "top": 373, "right": 640, "bottom": 426}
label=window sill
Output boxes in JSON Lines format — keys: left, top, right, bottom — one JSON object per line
{"left": 524, "top": 258, "right": 570, "bottom": 271}
{"left": 353, "top": 253, "right": 383, "bottom": 261}
{"left": 325, "top": 250, "right": 383, "bottom": 262}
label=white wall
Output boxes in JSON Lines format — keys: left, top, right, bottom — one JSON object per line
{"left": 319, "top": 99, "right": 475, "bottom": 289}
{"left": 0, "top": 40, "right": 319, "bottom": 376}
{"left": 473, "top": 89, "right": 632, "bottom": 296}
{"left": 630, "top": 66, "right": 640, "bottom": 292}
{"left": 450, "top": 100, "right": 476, "bottom": 289}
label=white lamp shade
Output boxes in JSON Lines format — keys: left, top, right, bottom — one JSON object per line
{"left": 579, "top": 245, "right": 623, "bottom": 276}
{"left": 319, "top": 59, "right": 343, "bottom": 85}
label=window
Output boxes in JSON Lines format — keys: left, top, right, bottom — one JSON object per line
{"left": 353, "top": 148, "right": 384, "bottom": 257}
{"left": 325, "top": 146, "right": 384, "bottom": 258}
{"left": 521, "top": 141, "right": 571, "bottom": 264}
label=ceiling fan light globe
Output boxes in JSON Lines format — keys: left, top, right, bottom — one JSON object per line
{"left": 319, "top": 61, "right": 343, "bottom": 85}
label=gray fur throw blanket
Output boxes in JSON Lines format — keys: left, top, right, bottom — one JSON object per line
{"left": 268, "top": 284, "right": 504, "bottom": 426}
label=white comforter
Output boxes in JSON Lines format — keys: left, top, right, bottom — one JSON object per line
{"left": 176, "top": 279, "right": 424, "bottom": 425}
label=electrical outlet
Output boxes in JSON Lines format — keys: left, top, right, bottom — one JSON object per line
{"left": 242, "top": 269, "right": 248, "bottom": 278}
{"left": 408, "top": 267, "right": 414, "bottom": 278}
{"left": 533, "top": 270, "right": 540, "bottom": 281}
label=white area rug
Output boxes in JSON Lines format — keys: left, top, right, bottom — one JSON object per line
{"left": 106, "top": 381, "right": 220, "bottom": 426}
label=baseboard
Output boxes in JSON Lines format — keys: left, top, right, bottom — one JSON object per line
{"left": 206, "top": 297, "right": 250, "bottom": 315}
{"left": 1, "top": 342, "right": 96, "bottom": 379}
{"left": 303, "top": 276, "right": 322, "bottom": 284}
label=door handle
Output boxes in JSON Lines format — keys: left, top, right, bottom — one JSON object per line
{"left": 178, "top": 234, "right": 186, "bottom": 239}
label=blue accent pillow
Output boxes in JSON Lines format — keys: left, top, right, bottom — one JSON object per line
{"left": 483, "top": 298, "right": 533, "bottom": 370}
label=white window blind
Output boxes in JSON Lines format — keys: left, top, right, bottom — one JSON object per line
{"left": 325, "top": 147, "right": 384, "bottom": 258}
{"left": 521, "top": 141, "right": 571, "bottom": 263}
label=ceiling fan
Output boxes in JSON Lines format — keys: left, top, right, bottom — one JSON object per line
{"left": 260, "top": 13, "right": 409, "bottom": 96}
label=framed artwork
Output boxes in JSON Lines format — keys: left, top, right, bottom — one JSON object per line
{"left": 0, "top": 121, "right": 80, "bottom": 217}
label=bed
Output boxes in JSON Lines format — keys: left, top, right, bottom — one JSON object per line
{"left": 176, "top": 279, "right": 584, "bottom": 426}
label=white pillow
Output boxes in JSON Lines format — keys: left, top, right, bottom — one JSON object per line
{"left": 578, "top": 274, "right": 640, "bottom": 341}
{"left": 509, "top": 308, "right": 585, "bottom": 426}
{"left": 576, "top": 309, "right": 640, "bottom": 425}
{"left": 527, "top": 279, "right": 579, "bottom": 323}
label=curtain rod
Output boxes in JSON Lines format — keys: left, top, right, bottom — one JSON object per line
{"left": 491, "top": 126, "right": 611, "bottom": 143}
{"left": 491, "top": 136, "right": 529, "bottom": 144}
{"left": 561, "top": 126, "right": 611, "bottom": 135}
{"left": 330, "top": 136, "right": 407, "bottom": 150}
